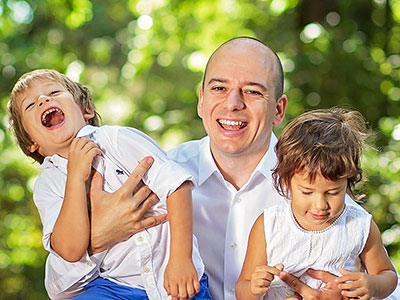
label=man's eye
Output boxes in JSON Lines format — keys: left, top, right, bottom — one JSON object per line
{"left": 211, "top": 86, "right": 225, "bottom": 91}
{"left": 245, "top": 90, "right": 262, "bottom": 96}
{"left": 25, "top": 102, "right": 34, "bottom": 110}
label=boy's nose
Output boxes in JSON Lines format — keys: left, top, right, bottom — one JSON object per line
{"left": 38, "top": 95, "right": 50, "bottom": 107}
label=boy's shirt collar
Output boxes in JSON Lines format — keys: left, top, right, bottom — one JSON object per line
{"left": 39, "top": 125, "right": 99, "bottom": 172}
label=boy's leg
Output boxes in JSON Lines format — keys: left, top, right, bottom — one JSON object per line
{"left": 189, "top": 273, "right": 213, "bottom": 300}
{"left": 71, "top": 277, "right": 149, "bottom": 300}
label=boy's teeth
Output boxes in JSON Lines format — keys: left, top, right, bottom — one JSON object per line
{"left": 42, "top": 108, "right": 61, "bottom": 123}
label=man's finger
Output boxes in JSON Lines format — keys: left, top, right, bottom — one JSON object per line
{"left": 119, "top": 156, "right": 154, "bottom": 196}
{"left": 90, "top": 170, "right": 105, "bottom": 193}
{"left": 279, "top": 271, "right": 312, "bottom": 295}
{"left": 307, "top": 269, "right": 338, "bottom": 283}
{"left": 136, "top": 214, "right": 168, "bottom": 231}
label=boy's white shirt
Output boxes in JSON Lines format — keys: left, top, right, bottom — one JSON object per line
{"left": 33, "top": 125, "right": 204, "bottom": 300}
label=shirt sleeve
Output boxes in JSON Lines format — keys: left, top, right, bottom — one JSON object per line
{"left": 108, "top": 126, "right": 196, "bottom": 201}
{"left": 33, "top": 170, "right": 103, "bottom": 298}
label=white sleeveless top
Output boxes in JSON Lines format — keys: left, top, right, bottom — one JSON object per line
{"left": 263, "top": 202, "right": 372, "bottom": 299}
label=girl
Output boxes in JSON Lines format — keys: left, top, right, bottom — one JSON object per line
{"left": 236, "top": 108, "right": 397, "bottom": 300}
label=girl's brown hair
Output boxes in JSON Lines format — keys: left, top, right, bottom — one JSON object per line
{"left": 8, "top": 69, "right": 100, "bottom": 164}
{"left": 272, "top": 107, "right": 369, "bottom": 200}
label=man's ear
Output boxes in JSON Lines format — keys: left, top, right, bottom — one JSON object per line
{"left": 272, "top": 94, "right": 288, "bottom": 126}
{"left": 197, "top": 86, "right": 204, "bottom": 119}
{"left": 28, "top": 142, "right": 39, "bottom": 153}
{"left": 83, "top": 105, "right": 95, "bottom": 123}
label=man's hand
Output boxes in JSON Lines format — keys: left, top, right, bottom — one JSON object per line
{"left": 88, "top": 156, "right": 168, "bottom": 254}
{"left": 279, "top": 268, "right": 350, "bottom": 300}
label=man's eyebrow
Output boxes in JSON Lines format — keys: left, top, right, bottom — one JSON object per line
{"left": 246, "top": 81, "right": 268, "bottom": 92}
{"left": 207, "top": 78, "right": 268, "bottom": 92}
{"left": 207, "top": 78, "right": 227, "bottom": 85}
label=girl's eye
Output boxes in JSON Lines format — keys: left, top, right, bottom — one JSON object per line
{"left": 302, "top": 191, "right": 312, "bottom": 195}
{"left": 50, "top": 90, "right": 59, "bottom": 95}
{"left": 25, "top": 102, "right": 34, "bottom": 110}
{"left": 327, "top": 191, "right": 340, "bottom": 196}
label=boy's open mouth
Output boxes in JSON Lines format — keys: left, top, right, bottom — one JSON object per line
{"left": 41, "top": 107, "right": 65, "bottom": 128}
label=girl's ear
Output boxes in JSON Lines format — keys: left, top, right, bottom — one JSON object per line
{"left": 28, "top": 142, "right": 39, "bottom": 153}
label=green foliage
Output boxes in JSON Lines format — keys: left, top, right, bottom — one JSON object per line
{"left": 0, "top": 0, "right": 399, "bottom": 298}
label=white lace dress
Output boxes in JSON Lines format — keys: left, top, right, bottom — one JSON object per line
{"left": 263, "top": 201, "right": 371, "bottom": 299}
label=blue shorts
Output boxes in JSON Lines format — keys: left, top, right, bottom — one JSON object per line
{"left": 71, "top": 273, "right": 213, "bottom": 299}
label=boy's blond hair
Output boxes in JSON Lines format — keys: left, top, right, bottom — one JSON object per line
{"left": 8, "top": 69, "right": 100, "bottom": 164}
{"left": 272, "top": 107, "right": 369, "bottom": 200}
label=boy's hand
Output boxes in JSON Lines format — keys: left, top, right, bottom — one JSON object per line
{"left": 250, "top": 264, "right": 282, "bottom": 296}
{"left": 164, "top": 258, "right": 200, "bottom": 300}
{"left": 67, "top": 137, "right": 101, "bottom": 182}
{"left": 336, "top": 268, "right": 374, "bottom": 300}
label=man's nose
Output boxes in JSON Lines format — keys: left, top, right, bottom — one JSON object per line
{"left": 38, "top": 95, "right": 50, "bottom": 107}
{"left": 225, "top": 89, "right": 245, "bottom": 110}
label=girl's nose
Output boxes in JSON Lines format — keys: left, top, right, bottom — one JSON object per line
{"left": 38, "top": 95, "right": 50, "bottom": 107}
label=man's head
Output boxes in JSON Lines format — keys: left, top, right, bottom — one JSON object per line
{"left": 8, "top": 69, "right": 100, "bottom": 163}
{"left": 198, "top": 37, "right": 287, "bottom": 160}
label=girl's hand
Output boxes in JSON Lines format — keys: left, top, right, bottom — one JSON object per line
{"left": 67, "top": 137, "right": 101, "bottom": 182}
{"left": 250, "top": 264, "right": 282, "bottom": 296}
{"left": 164, "top": 258, "right": 200, "bottom": 300}
{"left": 336, "top": 268, "right": 375, "bottom": 300}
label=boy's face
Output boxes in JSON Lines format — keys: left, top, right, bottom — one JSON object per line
{"left": 17, "top": 79, "right": 94, "bottom": 158}
{"left": 289, "top": 170, "right": 347, "bottom": 231}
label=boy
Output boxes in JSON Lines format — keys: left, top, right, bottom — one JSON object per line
{"left": 8, "top": 69, "right": 212, "bottom": 300}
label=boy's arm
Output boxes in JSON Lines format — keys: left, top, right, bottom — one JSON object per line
{"left": 337, "top": 220, "right": 398, "bottom": 299}
{"left": 236, "top": 213, "right": 281, "bottom": 300}
{"left": 164, "top": 181, "right": 200, "bottom": 299}
{"left": 51, "top": 138, "right": 101, "bottom": 262}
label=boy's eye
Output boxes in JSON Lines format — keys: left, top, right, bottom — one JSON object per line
{"left": 25, "top": 102, "right": 34, "bottom": 110}
{"left": 327, "top": 191, "right": 340, "bottom": 196}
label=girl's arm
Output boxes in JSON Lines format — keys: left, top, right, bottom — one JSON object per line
{"left": 236, "top": 213, "right": 282, "bottom": 300}
{"left": 337, "top": 220, "right": 398, "bottom": 299}
{"left": 164, "top": 181, "right": 200, "bottom": 299}
{"left": 51, "top": 138, "right": 101, "bottom": 262}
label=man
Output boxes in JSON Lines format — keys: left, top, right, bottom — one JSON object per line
{"left": 167, "top": 37, "right": 399, "bottom": 300}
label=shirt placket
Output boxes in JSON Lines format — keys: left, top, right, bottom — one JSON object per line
{"left": 136, "top": 230, "right": 161, "bottom": 300}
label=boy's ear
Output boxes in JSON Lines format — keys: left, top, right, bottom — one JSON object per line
{"left": 83, "top": 106, "right": 95, "bottom": 122}
{"left": 28, "top": 142, "right": 39, "bottom": 153}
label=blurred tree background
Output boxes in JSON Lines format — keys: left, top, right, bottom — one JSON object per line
{"left": 0, "top": 0, "right": 399, "bottom": 298}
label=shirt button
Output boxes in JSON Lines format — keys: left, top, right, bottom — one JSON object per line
{"left": 87, "top": 262, "right": 93, "bottom": 267}
{"left": 230, "top": 287, "right": 235, "bottom": 293}
{"left": 143, "top": 266, "right": 150, "bottom": 273}
{"left": 231, "top": 242, "right": 237, "bottom": 249}
{"left": 235, "top": 197, "right": 241, "bottom": 204}
{"left": 137, "top": 236, "right": 144, "bottom": 243}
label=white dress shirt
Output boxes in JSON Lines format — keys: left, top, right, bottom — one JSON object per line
{"left": 35, "top": 125, "right": 204, "bottom": 300}
{"left": 167, "top": 134, "right": 400, "bottom": 300}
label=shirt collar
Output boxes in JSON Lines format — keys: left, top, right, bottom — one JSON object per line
{"left": 197, "top": 133, "right": 278, "bottom": 186}
{"left": 76, "top": 124, "right": 98, "bottom": 138}
{"left": 38, "top": 125, "right": 99, "bottom": 172}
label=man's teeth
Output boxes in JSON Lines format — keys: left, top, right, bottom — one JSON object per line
{"left": 42, "top": 108, "right": 61, "bottom": 123}
{"left": 219, "top": 119, "right": 243, "bottom": 126}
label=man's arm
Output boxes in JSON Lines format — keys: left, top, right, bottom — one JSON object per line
{"left": 88, "top": 156, "right": 168, "bottom": 254}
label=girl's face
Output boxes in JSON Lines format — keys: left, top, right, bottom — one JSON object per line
{"left": 290, "top": 170, "right": 347, "bottom": 231}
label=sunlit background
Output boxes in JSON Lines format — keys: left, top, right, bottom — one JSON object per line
{"left": 0, "top": 0, "right": 400, "bottom": 299}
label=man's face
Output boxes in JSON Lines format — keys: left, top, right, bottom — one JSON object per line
{"left": 198, "top": 42, "right": 287, "bottom": 160}
{"left": 17, "top": 79, "right": 93, "bottom": 158}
